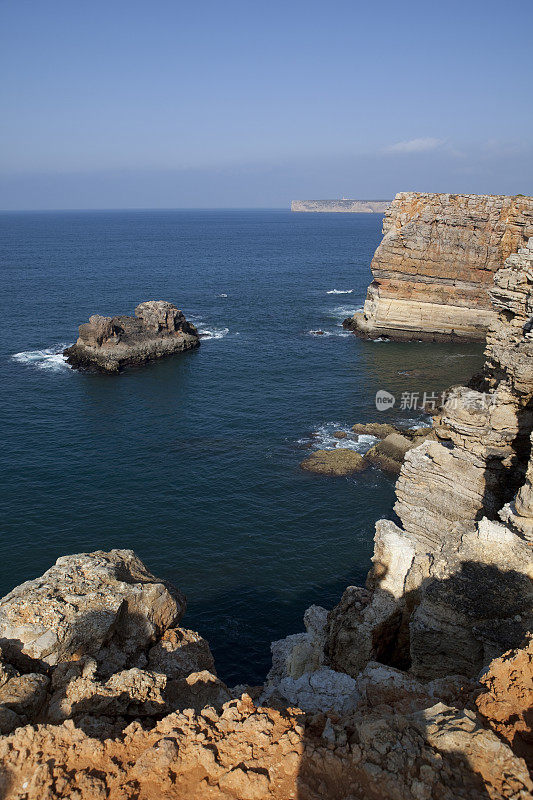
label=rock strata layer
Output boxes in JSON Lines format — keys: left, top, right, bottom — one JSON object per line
{"left": 64, "top": 300, "right": 199, "bottom": 372}
{"left": 345, "top": 192, "right": 533, "bottom": 341}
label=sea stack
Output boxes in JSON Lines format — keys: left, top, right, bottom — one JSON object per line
{"left": 64, "top": 300, "right": 200, "bottom": 372}
{"left": 344, "top": 192, "right": 533, "bottom": 341}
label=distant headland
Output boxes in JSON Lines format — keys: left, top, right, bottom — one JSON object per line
{"left": 291, "top": 199, "right": 391, "bottom": 213}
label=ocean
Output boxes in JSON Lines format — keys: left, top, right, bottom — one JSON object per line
{"left": 0, "top": 209, "right": 484, "bottom": 684}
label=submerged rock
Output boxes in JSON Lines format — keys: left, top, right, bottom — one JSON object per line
{"left": 64, "top": 300, "right": 200, "bottom": 372}
{"left": 300, "top": 448, "right": 366, "bottom": 476}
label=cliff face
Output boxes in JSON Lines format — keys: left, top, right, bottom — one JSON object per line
{"left": 346, "top": 192, "right": 533, "bottom": 341}
{"left": 291, "top": 199, "right": 390, "bottom": 213}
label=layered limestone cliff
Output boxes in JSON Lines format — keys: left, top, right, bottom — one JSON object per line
{"left": 345, "top": 192, "right": 533, "bottom": 341}
{"left": 291, "top": 199, "right": 390, "bottom": 213}
{"left": 64, "top": 300, "right": 199, "bottom": 372}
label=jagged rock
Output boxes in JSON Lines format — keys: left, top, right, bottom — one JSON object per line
{"left": 47, "top": 660, "right": 168, "bottom": 722}
{"left": 0, "top": 549, "right": 185, "bottom": 671}
{"left": 500, "top": 434, "right": 533, "bottom": 541}
{"left": 346, "top": 192, "right": 533, "bottom": 341}
{"left": 64, "top": 300, "right": 199, "bottom": 372}
{"left": 0, "top": 669, "right": 49, "bottom": 733}
{"left": 351, "top": 422, "right": 399, "bottom": 438}
{"left": 476, "top": 637, "right": 533, "bottom": 769}
{"left": 409, "top": 519, "right": 533, "bottom": 679}
{"left": 263, "top": 666, "right": 360, "bottom": 714}
{"left": 364, "top": 432, "right": 417, "bottom": 474}
{"left": 165, "top": 670, "right": 232, "bottom": 713}
{"left": 265, "top": 605, "right": 328, "bottom": 687}
{"left": 1, "top": 692, "right": 530, "bottom": 800}
{"left": 0, "top": 551, "right": 227, "bottom": 730}
{"left": 327, "top": 522, "right": 416, "bottom": 676}
{"left": 300, "top": 448, "right": 366, "bottom": 475}
{"left": 394, "top": 440, "right": 506, "bottom": 549}
{"left": 412, "top": 702, "right": 532, "bottom": 800}
{"left": 147, "top": 626, "right": 216, "bottom": 679}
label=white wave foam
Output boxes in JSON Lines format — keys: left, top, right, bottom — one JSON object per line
{"left": 307, "top": 329, "right": 352, "bottom": 338}
{"left": 298, "top": 422, "right": 378, "bottom": 453}
{"left": 217, "top": 293, "right": 228, "bottom": 298}
{"left": 199, "top": 327, "right": 230, "bottom": 340}
{"left": 326, "top": 305, "right": 363, "bottom": 327}
{"left": 326, "top": 289, "right": 353, "bottom": 295}
{"left": 12, "top": 344, "right": 72, "bottom": 372}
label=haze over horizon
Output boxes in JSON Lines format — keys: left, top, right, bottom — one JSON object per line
{"left": 1, "top": 0, "right": 532, "bottom": 210}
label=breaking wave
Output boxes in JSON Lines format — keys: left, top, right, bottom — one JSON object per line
{"left": 326, "top": 289, "right": 353, "bottom": 295}
{"left": 297, "top": 421, "right": 378, "bottom": 453}
{"left": 307, "top": 329, "right": 351, "bottom": 338}
{"left": 199, "top": 327, "right": 230, "bottom": 340}
{"left": 11, "top": 345, "right": 72, "bottom": 372}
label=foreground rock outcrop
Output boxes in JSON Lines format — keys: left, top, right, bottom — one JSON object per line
{"left": 0, "top": 549, "right": 229, "bottom": 737}
{"left": 64, "top": 300, "right": 199, "bottom": 372}
{"left": 0, "top": 551, "right": 530, "bottom": 800}
{"left": 344, "top": 192, "right": 533, "bottom": 341}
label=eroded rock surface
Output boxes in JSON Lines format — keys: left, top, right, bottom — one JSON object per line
{"left": 345, "top": 192, "right": 533, "bottom": 341}
{"left": 0, "top": 550, "right": 228, "bottom": 737}
{"left": 64, "top": 300, "right": 199, "bottom": 372}
{"left": 300, "top": 448, "right": 366, "bottom": 475}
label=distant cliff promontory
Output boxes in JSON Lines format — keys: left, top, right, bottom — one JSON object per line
{"left": 344, "top": 192, "right": 533, "bottom": 341}
{"left": 291, "top": 199, "right": 390, "bottom": 213}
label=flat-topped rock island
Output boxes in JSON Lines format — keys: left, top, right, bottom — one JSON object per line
{"left": 64, "top": 300, "right": 200, "bottom": 373}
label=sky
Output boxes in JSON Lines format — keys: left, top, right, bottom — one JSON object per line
{"left": 1, "top": 0, "right": 532, "bottom": 209}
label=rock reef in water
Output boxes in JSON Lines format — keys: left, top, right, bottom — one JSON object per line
{"left": 0, "top": 243, "right": 532, "bottom": 797}
{"left": 64, "top": 300, "right": 199, "bottom": 372}
{"left": 345, "top": 192, "right": 533, "bottom": 341}
{"left": 300, "top": 448, "right": 366, "bottom": 475}
{"left": 291, "top": 199, "right": 390, "bottom": 213}
{"left": 300, "top": 425, "right": 437, "bottom": 477}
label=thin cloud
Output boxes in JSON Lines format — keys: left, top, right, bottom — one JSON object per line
{"left": 385, "top": 137, "right": 445, "bottom": 154}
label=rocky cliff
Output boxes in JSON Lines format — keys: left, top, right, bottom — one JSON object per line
{"left": 64, "top": 300, "right": 199, "bottom": 372}
{"left": 345, "top": 192, "right": 533, "bottom": 341}
{"left": 291, "top": 199, "right": 390, "bottom": 213}
{"left": 0, "top": 244, "right": 532, "bottom": 798}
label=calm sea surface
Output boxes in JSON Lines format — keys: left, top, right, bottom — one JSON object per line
{"left": 0, "top": 209, "right": 483, "bottom": 683}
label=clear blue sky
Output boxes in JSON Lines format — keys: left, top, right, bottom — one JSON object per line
{"left": 1, "top": 0, "right": 532, "bottom": 209}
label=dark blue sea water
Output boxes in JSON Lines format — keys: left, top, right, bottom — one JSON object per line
{"left": 0, "top": 210, "right": 483, "bottom": 684}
